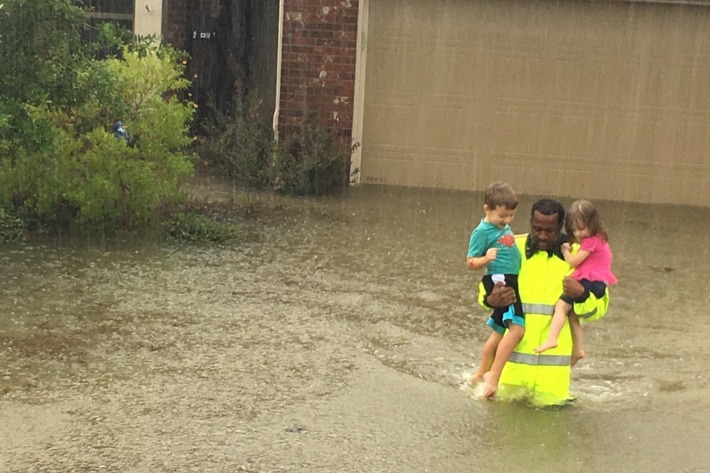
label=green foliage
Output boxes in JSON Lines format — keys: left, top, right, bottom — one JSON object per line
{"left": 0, "top": 0, "right": 88, "bottom": 163}
{"left": 0, "top": 0, "right": 88, "bottom": 109}
{"left": 0, "top": 0, "right": 195, "bottom": 229}
{"left": 0, "top": 209, "right": 25, "bottom": 243}
{"left": 165, "top": 213, "right": 241, "bottom": 243}
{"left": 198, "top": 90, "right": 273, "bottom": 189}
{"left": 270, "top": 121, "right": 349, "bottom": 196}
{"left": 199, "top": 94, "right": 349, "bottom": 196}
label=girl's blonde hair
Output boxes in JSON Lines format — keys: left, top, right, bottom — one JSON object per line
{"left": 565, "top": 199, "right": 608, "bottom": 243}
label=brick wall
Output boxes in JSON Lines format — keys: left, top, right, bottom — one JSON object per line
{"left": 278, "top": 0, "right": 359, "bottom": 142}
{"left": 163, "top": 0, "right": 359, "bottom": 143}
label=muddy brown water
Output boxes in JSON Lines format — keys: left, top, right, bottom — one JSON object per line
{"left": 1, "top": 176, "right": 709, "bottom": 472}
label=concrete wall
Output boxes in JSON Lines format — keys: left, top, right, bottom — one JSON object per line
{"left": 358, "top": 0, "right": 710, "bottom": 206}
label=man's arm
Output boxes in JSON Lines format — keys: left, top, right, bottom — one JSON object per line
{"left": 477, "top": 281, "right": 516, "bottom": 310}
{"left": 562, "top": 276, "right": 585, "bottom": 299}
{"left": 564, "top": 276, "right": 610, "bottom": 323}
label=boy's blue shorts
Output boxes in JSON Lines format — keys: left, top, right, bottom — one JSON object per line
{"left": 486, "top": 305, "right": 525, "bottom": 335}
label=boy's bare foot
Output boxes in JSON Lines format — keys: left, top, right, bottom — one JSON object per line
{"left": 534, "top": 341, "right": 558, "bottom": 354}
{"left": 482, "top": 372, "right": 498, "bottom": 399}
{"left": 470, "top": 373, "right": 485, "bottom": 385}
{"left": 571, "top": 349, "right": 585, "bottom": 367}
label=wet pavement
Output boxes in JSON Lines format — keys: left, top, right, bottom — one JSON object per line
{"left": 1, "top": 175, "right": 709, "bottom": 472}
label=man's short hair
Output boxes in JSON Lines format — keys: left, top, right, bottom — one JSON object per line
{"left": 531, "top": 198, "right": 565, "bottom": 229}
{"left": 484, "top": 181, "right": 518, "bottom": 210}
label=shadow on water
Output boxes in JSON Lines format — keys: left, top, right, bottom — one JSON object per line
{"left": 1, "top": 182, "right": 710, "bottom": 472}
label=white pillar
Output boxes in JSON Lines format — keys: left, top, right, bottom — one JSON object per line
{"left": 134, "top": 0, "right": 162, "bottom": 37}
{"left": 350, "top": 0, "right": 369, "bottom": 184}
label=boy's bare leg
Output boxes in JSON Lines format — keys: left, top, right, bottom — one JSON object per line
{"left": 483, "top": 324, "right": 524, "bottom": 398}
{"left": 471, "top": 332, "right": 503, "bottom": 384}
{"left": 569, "top": 312, "right": 585, "bottom": 366}
{"left": 534, "top": 299, "right": 572, "bottom": 353}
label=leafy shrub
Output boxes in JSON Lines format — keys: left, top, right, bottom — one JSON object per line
{"left": 166, "top": 213, "right": 241, "bottom": 243}
{"left": 198, "top": 77, "right": 350, "bottom": 196}
{"left": 0, "top": 209, "right": 24, "bottom": 243}
{"left": 198, "top": 89, "right": 273, "bottom": 189}
{"left": 0, "top": 1, "right": 195, "bottom": 229}
{"left": 270, "top": 121, "right": 349, "bottom": 196}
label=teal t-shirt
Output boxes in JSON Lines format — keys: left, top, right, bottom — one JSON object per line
{"left": 467, "top": 219, "right": 521, "bottom": 275}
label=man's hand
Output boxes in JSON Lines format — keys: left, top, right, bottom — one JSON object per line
{"left": 562, "top": 276, "right": 585, "bottom": 299}
{"left": 486, "top": 282, "right": 516, "bottom": 308}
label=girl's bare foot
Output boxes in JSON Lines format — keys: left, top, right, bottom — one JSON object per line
{"left": 470, "top": 373, "right": 485, "bottom": 385}
{"left": 534, "top": 340, "right": 558, "bottom": 354}
{"left": 483, "top": 372, "right": 498, "bottom": 399}
{"left": 571, "top": 349, "right": 585, "bottom": 367}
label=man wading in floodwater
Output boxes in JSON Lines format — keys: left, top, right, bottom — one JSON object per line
{"left": 478, "top": 198, "right": 609, "bottom": 405}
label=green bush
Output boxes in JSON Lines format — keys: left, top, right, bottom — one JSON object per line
{"left": 198, "top": 89, "right": 273, "bottom": 189}
{"left": 0, "top": 0, "right": 195, "bottom": 229}
{"left": 0, "top": 209, "right": 24, "bottom": 243}
{"left": 197, "top": 77, "right": 350, "bottom": 196}
{"left": 165, "top": 213, "right": 241, "bottom": 243}
{"left": 270, "top": 121, "right": 349, "bottom": 196}
{"left": 199, "top": 99, "right": 350, "bottom": 196}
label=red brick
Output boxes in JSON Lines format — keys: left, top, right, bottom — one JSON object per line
{"left": 279, "top": 0, "right": 358, "bottom": 140}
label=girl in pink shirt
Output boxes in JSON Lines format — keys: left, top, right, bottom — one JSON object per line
{"left": 535, "top": 200, "right": 617, "bottom": 366}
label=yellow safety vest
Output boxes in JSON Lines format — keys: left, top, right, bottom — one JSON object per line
{"left": 478, "top": 236, "right": 610, "bottom": 406}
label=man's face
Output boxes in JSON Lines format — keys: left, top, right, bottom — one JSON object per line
{"left": 529, "top": 210, "right": 561, "bottom": 252}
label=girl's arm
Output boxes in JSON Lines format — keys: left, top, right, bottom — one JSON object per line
{"left": 562, "top": 246, "right": 590, "bottom": 268}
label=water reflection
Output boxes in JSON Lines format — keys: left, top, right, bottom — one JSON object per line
{"left": 1, "top": 183, "right": 709, "bottom": 471}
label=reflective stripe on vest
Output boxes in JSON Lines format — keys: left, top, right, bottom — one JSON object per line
{"left": 523, "top": 303, "right": 599, "bottom": 320}
{"left": 576, "top": 307, "right": 598, "bottom": 319}
{"left": 508, "top": 352, "right": 571, "bottom": 366}
{"left": 522, "top": 303, "right": 554, "bottom": 316}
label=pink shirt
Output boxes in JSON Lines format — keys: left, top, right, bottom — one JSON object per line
{"left": 572, "top": 235, "right": 618, "bottom": 285}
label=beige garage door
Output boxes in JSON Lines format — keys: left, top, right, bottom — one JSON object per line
{"left": 359, "top": 0, "right": 710, "bottom": 206}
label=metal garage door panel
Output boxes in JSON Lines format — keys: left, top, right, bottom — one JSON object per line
{"left": 360, "top": 0, "right": 710, "bottom": 206}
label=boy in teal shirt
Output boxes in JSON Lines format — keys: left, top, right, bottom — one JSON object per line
{"left": 466, "top": 182, "right": 524, "bottom": 397}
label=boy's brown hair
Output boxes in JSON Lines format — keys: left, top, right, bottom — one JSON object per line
{"left": 484, "top": 181, "right": 518, "bottom": 210}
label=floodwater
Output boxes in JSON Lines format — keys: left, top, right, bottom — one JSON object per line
{"left": 1, "top": 176, "right": 709, "bottom": 473}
